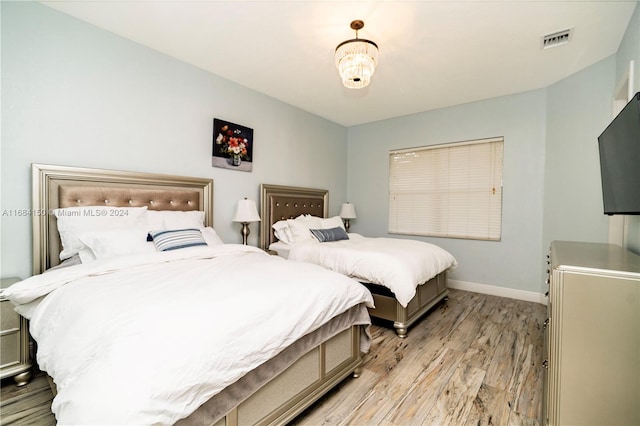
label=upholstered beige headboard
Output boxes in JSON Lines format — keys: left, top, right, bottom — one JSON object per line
{"left": 259, "top": 184, "right": 328, "bottom": 250}
{"left": 32, "top": 164, "right": 214, "bottom": 274}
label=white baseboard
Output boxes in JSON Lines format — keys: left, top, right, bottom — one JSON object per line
{"left": 448, "top": 279, "right": 547, "bottom": 305}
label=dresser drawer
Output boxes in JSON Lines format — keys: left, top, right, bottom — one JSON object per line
{"left": 0, "top": 277, "right": 32, "bottom": 385}
{"left": 0, "top": 331, "right": 21, "bottom": 368}
{"left": 1, "top": 300, "right": 20, "bottom": 330}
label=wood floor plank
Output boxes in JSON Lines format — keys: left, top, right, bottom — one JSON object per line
{"left": 293, "top": 368, "right": 381, "bottom": 425}
{"left": 460, "top": 319, "right": 503, "bottom": 370}
{"left": 464, "top": 383, "right": 513, "bottom": 426}
{"left": 0, "top": 372, "right": 56, "bottom": 426}
{"left": 418, "top": 362, "right": 486, "bottom": 426}
{"left": 511, "top": 341, "right": 544, "bottom": 420}
{"left": 384, "top": 347, "right": 465, "bottom": 425}
{"left": 443, "top": 309, "right": 486, "bottom": 352}
{"left": 484, "top": 329, "right": 527, "bottom": 392}
{"left": 508, "top": 409, "right": 541, "bottom": 426}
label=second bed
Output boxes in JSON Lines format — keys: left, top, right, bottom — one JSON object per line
{"left": 259, "top": 184, "right": 457, "bottom": 338}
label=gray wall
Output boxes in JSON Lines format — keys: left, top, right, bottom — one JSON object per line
{"left": 1, "top": 2, "right": 348, "bottom": 278}
{"left": 615, "top": 2, "right": 640, "bottom": 254}
{"left": 347, "top": 91, "right": 548, "bottom": 293}
{"left": 616, "top": 2, "right": 640, "bottom": 95}
{"left": 542, "top": 57, "right": 614, "bottom": 251}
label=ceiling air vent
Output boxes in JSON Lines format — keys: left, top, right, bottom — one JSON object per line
{"left": 541, "top": 28, "right": 572, "bottom": 49}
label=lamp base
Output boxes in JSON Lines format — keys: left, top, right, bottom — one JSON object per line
{"left": 240, "top": 222, "right": 251, "bottom": 245}
{"left": 343, "top": 219, "right": 351, "bottom": 232}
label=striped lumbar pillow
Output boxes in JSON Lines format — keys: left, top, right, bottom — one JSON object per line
{"left": 148, "top": 228, "right": 207, "bottom": 251}
{"left": 309, "top": 227, "right": 349, "bottom": 243}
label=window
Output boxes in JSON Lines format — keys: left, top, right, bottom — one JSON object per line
{"left": 389, "top": 137, "right": 503, "bottom": 240}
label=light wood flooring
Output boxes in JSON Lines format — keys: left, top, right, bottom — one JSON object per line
{"left": 0, "top": 289, "right": 546, "bottom": 425}
{"left": 293, "top": 289, "right": 546, "bottom": 425}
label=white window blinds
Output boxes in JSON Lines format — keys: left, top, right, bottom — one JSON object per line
{"left": 389, "top": 137, "right": 504, "bottom": 240}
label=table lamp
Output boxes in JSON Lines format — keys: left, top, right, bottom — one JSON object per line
{"left": 232, "top": 198, "right": 261, "bottom": 245}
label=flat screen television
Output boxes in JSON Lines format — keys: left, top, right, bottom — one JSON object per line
{"left": 597, "top": 91, "right": 640, "bottom": 215}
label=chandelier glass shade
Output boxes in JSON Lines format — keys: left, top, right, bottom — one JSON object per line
{"left": 335, "top": 20, "right": 379, "bottom": 89}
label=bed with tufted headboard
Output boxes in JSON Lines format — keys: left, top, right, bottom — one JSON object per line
{"left": 260, "top": 183, "right": 454, "bottom": 338}
{"left": 8, "top": 164, "right": 373, "bottom": 425}
{"left": 32, "top": 163, "right": 213, "bottom": 273}
{"left": 258, "top": 183, "right": 328, "bottom": 249}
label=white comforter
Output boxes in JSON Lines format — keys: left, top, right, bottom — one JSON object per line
{"left": 1, "top": 245, "right": 373, "bottom": 425}
{"left": 285, "top": 234, "right": 457, "bottom": 307}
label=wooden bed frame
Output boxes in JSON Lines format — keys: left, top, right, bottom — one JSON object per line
{"left": 31, "top": 164, "right": 366, "bottom": 425}
{"left": 260, "top": 183, "right": 449, "bottom": 338}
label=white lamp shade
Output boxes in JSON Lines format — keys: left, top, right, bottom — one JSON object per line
{"left": 233, "top": 199, "right": 261, "bottom": 223}
{"left": 339, "top": 203, "right": 357, "bottom": 219}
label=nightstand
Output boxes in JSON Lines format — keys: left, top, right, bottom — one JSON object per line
{"left": 1, "top": 277, "right": 32, "bottom": 386}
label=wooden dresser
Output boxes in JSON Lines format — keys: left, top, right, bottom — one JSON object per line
{"left": 0, "top": 277, "right": 32, "bottom": 386}
{"left": 543, "top": 241, "right": 640, "bottom": 425}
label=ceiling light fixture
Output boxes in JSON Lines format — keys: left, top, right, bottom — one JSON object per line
{"left": 335, "top": 20, "right": 379, "bottom": 89}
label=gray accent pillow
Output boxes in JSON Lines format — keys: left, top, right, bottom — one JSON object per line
{"left": 309, "top": 227, "right": 349, "bottom": 243}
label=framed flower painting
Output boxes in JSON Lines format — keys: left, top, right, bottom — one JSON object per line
{"left": 212, "top": 118, "right": 254, "bottom": 172}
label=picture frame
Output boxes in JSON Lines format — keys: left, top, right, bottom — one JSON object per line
{"left": 212, "top": 118, "right": 254, "bottom": 172}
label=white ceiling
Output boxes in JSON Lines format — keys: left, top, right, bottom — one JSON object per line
{"left": 41, "top": 1, "right": 637, "bottom": 127}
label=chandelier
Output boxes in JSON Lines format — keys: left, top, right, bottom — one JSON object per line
{"left": 335, "top": 20, "right": 379, "bottom": 89}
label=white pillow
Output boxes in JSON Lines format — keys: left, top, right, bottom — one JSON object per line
{"left": 279, "top": 215, "right": 343, "bottom": 244}
{"left": 78, "top": 247, "right": 97, "bottom": 263}
{"left": 272, "top": 220, "right": 294, "bottom": 244}
{"left": 78, "top": 227, "right": 155, "bottom": 260}
{"left": 201, "top": 227, "right": 224, "bottom": 246}
{"left": 286, "top": 219, "right": 316, "bottom": 243}
{"left": 53, "top": 206, "right": 148, "bottom": 260}
{"left": 320, "top": 216, "right": 345, "bottom": 231}
{"left": 146, "top": 210, "right": 205, "bottom": 231}
{"left": 294, "top": 214, "right": 322, "bottom": 228}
